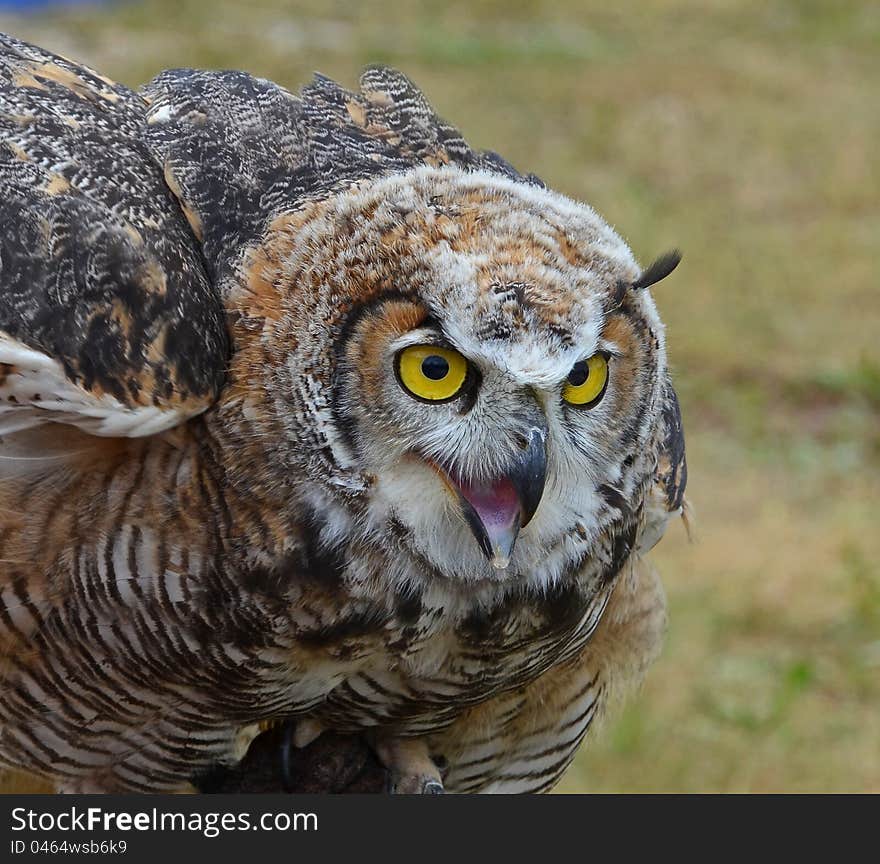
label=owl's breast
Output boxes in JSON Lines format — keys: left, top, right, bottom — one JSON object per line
{"left": 295, "top": 576, "right": 615, "bottom": 735}
{"left": 239, "top": 506, "right": 638, "bottom": 734}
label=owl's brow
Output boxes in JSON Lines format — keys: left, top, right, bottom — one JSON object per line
{"left": 390, "top": 314, "right": 455, "bottom": 349}
{"left": 390, "top": 328, "right": 458, "bottom": 354}
{"left": 419, "top": 313, "right": 446, "bottom": 335}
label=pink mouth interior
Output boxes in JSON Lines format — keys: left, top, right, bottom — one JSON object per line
{"left": 456, "top": 476, "right": 520, "bottom": 535}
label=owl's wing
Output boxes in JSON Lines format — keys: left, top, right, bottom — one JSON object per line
{"left": 139, "top": 65, "right": 544, "bottom": 291}
{"left": 638, "top": 378, "right": 688, "bottom": 552}
{"left": 0, "top": 34, "right": 228, "bottom": 438}
{"left": 656, "top": 380, "right": 687, "bottom": 514}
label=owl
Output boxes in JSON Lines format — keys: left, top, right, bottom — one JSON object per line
{"left": 0, "top": 32, "right": 687, "bottom": 794}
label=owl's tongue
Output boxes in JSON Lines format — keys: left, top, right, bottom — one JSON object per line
{"left": 455, "top": 476, "right": 522, "bottom": 571}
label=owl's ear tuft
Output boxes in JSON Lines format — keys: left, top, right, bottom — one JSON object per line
{"left": 631, "top": 250, "right": 682, "bottom": 291}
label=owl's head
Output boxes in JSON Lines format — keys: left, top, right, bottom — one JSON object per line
{"left": 221, "top": 167, "right": 678, "bottom": 586}
{"left": 151, "top": 66, "right": 681, "bottom": 586}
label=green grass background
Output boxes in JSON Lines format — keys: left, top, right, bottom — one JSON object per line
{"left": 1, "top": 0, "right": 877, "bottom": 792}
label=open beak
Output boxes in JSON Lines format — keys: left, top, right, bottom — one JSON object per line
{"left": 443, "top": 427, "right": 547, "bottom": 570}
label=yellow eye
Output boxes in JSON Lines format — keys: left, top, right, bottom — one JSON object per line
{"left": 396, "top": 345, "right": 469, "bottom": 402}
{"left": 562, "top": 353, "right": 609, "bottom": 407}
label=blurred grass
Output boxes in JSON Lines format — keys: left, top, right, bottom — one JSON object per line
{"left": 1, "top": 0, "right": 877, "bottom": 792}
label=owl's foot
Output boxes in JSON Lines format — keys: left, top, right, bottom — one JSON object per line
{"left": 291, "top": 717, "right": 325, "bottom": 748}
{"left": 372, "top": 736, "right": 444, "bottom": 795}
{"left": 388, "top": 773, "right": 444, "bottom": 795}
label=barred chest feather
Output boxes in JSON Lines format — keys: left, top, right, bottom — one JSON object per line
{"left": 281, "top": 564, "right": 616, "bottom": 735}
{"left": 216, "top": 503, "right": 637, "bottom": 736}
{"left": 152, "top": 513, "right": 621, "bottom": 736}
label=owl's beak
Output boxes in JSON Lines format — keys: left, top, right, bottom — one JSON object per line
{"left": 449, "top": 427, "right": 547, "bottom": 570}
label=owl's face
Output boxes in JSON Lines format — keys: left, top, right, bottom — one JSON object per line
{"left": 227, "top": 166, "right": 668, "bottom": 587}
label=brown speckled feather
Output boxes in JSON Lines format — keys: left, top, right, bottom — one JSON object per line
{"left": 0, "top": 33, "right": 227, "bottom": 431}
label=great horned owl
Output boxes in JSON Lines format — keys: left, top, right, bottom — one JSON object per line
{"left": 0, "top": 32, "right": 686, "bottom": 794}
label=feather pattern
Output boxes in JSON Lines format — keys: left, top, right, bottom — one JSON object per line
{"left": 140, "top": 65, "right": 543, "bottom": 289}
{"left": 0, "top": 33, "right": 686, "bottom": 794}
{"left": 0, "top": 32, "right": 227, "bottom": 431}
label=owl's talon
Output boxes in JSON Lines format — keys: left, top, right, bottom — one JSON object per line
{"left": 278, "top": 717, "right": 327, "bottom": 790}
{"left": 279, "top": 719, "right": 297, "bottom": 792}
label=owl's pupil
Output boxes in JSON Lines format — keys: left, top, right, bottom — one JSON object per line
{"left": 421, "top": 355, "right": 449, "bottom": 380}
{"left": 568, "top": 362, "right": 589, "bottom": 387}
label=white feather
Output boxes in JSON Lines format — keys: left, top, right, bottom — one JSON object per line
{"left": 0, "top": 331, "right": 194, "bottom": 438}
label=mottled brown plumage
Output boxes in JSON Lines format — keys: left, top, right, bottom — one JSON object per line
{"left": 0, "top": 32, "right": 686, "bottom": 793}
